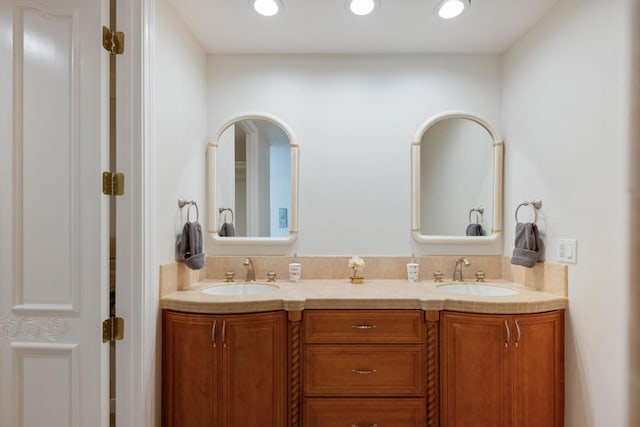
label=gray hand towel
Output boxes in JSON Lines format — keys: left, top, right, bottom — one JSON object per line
{"left": 511, "top": 222, "right": 541, "bottom": 268}
{"left": 466, "top": 223, "right": 484, "bottom": 236}
{"left": 219, "top": 222, "right": 235, "bottom": 237}
{"left": 178, "top": 221, "right": 205, "bottom": 270}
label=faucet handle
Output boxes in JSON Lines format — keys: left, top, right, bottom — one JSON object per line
{"left": 475, "top": 271, "right": 485, "bottom": 282}
{"left": 224, "top": 271, "right": 235, "bottom": 282}
{"left": 267, "top": 271, "right": 277, "bottom": 283}
{"left": 433, "top": 270, "right": 444, "bottom": 283}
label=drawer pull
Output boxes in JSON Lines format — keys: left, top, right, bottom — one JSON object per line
{"left": 351, "top": 369, "right": 377, "bottom": 375}
{"left": 222, "top": 320, "right": 227, "bottom": 348}
{"left": 515, "top": 319, "right": 521, "bottom": 348}
{"left": 351, "top": 424, "right": 378, "bottom": 427}
{"left": 211, "top": 320, "right": 217, "bottom": 348}
{"left": 351, "top": 324, "right": 377, "bottom": 330}
{"left": 504, "top": 320, "right": 510, "bottom": 348}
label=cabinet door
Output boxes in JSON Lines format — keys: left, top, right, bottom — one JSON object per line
{"left": 512, "top": 311, "right": 564, "bottom": 427}
{"left": 440, "top": 312, "right": 510, "bottom": 427}
{"left": 221, "top": 311, "right": 287, "bottom": 427}
{"left": 162, "top": 311, "right": 218, "bottom": 427}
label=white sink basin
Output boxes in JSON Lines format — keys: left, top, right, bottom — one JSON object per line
{"left": 437, "top": 283, "right": 518, "bottom": 297}
{"left": 201, "top": 283, "right": 279, "bottom": 296}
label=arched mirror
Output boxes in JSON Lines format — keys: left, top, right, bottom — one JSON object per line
{"left": 207, "top": 113, "right": 298, "bottom": 245}
{"left": 411, "top": 111, "right": 503, "bottom": 244}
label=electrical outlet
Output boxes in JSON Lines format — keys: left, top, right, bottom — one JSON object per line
{"left": 558, "top": 239, "right": 577, "bottom": 263}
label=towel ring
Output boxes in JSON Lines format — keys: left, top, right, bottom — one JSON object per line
{"left": 515, "top": 199, "right": 542, "bottom": 223}
{"left": 468, "top": 207, "right": 485, "bottom": 224}
{"left": 218, "top": 207, "right": 234, "bottom": 224}
{"left": 187, "top": 202, "right": 199, "bottom": 223}
{"left": 178, "top": 197, "right": 199, "bottom": 222}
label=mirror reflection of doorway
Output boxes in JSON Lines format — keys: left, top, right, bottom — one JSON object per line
{"left": 218, "top": 118, "right": 291, "bottom": 238}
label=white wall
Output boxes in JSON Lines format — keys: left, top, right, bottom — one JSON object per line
{"left": 631, "top": 0, "right": 640, "bottom": 424}
{"left": 502, "top": 0, "right": 631, "bottom": 425}
{"left": 154, "top": 0, "right": 207, "bottom": 264}
{"left": 206, "top": 54, "right": 502, "bottom": 255}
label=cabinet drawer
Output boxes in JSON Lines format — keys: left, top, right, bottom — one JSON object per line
{"left": 304, "top": 398, "right": 426, "bottom": 427}
{"left": 303, "top": 310, "right": 424, "bottom": 343}
{"left": 304, "top": 345, "right": 425, "bottom": 396}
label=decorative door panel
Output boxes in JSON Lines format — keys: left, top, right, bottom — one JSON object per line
{"left": 12, "top": 343, "right": 79, "bottom": 426}
{"left": 12, "top": 3, "right": 80, "bottom": 312}
{"left": 0, "top": 1, "right": 109, "bottom": 426}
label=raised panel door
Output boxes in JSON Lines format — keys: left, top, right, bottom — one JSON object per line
{"left": 0, "top": 1, "right": 110, "bottom": 425}
{"left": 221, "top": 311, "right": 287, "bottom": 427}
{"left": 162, "top": 311, "right": 218, "bottom": 427}
{"left": 440, "top": 312, "right": 510, "bottom": 427}
{"left": 512, "top": 311, "right": 564, "bottom": 427}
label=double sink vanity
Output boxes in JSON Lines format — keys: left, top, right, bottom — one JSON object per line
{"left": 161, "top": 272, "right": 567, "bottom": 427}
{"left": 162, "top": 110, "right": 565, "bottom": 426}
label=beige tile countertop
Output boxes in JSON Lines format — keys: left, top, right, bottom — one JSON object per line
{"left": 159, "top": 279, "right": 568, "bottom": 315}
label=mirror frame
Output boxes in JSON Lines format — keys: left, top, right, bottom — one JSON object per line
{"left": 207, "top": 112, "right": 299, "bottom": 245}
{"left": 411, "top": 110, "right": 504, "bottom": 244}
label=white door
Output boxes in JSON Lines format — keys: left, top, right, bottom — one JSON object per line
{"left": 0, "top": 0, "right": 110, "bottom": 426}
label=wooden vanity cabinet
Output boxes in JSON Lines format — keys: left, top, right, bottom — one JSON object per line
{"left": 162, "top": 310, "right": 287, "bottom": 427}
{"left": 301, "top": 310, "right": 427, "bottom": 427}
{"left": 440, "top": 310, "right": 564, "bottom": 427}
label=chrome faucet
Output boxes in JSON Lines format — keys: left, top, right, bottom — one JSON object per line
{"left": 243, "top": 257, "right": 256, "bottom": 282}
{"left": 452, "top": 257, "right": 470, "bottom": 282}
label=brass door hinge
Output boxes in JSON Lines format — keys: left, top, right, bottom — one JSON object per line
{"left": 102, "top": 26, "right": 124, "bottom": 55}
{"left": 102, "top": 172, "right": 125, "bottom": 196}
{"left": 103, "top": 317, "right": 125, "bottom": 343}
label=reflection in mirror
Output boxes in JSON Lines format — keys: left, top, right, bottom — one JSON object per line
{"left": 420, "top": 118, "right": 493, "bottom": 235}
{"left": 208, "top": 114, "right": 298, "bottom": 244}
{"left": 412, "top": 111, "right": 503, "bottom": 244}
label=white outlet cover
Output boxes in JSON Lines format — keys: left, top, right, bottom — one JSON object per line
{"left": 558, "top": 239, "right": 577, "bottom": 264}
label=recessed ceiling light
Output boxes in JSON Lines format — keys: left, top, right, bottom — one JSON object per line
{"left": 349, "top": 0, "right": 377, "bottom": 16}
{"left": 253, "top": 0, "right": 280, "bottom": 17}
{"left": 436, "top": 0, "right": 469, "bottom": 20}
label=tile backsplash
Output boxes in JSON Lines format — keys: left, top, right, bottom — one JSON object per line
{"left": 203, "top": 255, "right": 503, "bottom": 282}
{"left": 160, "top": 256, "right": 568, "bottom": 297}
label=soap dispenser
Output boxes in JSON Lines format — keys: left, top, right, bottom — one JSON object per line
{"left": 289, "top": 253, "right": 301, "bottom": 282}
{"left": 407, "top": 254, "right": 419, "bottom": 282}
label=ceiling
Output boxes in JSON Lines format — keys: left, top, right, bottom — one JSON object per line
{"left": 168, "top": 0, "right": 561, "bottom": 54}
